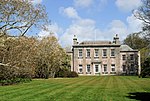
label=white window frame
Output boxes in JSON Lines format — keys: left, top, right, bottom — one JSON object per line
{"left": 94, "top": 49, "right": 99, "bottom": 57}
{"left": 102, "top": 49, "right": 107, "bottom": 57}
{"left": 122, "top": 55, "right": 126, "bottom": 60}
{"left": 111, "top": 49, "right": 115, "bottom": 57}
{"left": 86, "top": 49, "right": 90, "bottom": 57}
{"left": 78, "top": 49, "right": 83, "bottom": 57}
{"left": 95, "top": 64, "right": 99, "bottom": 73}
{"left": 111, "top": 64, "right": 115, "bottom": 72}
{"left": 103, "top": 64, "right": 107, "bottom": 72}
{"left": 86, "top": 64, "right": 90, "bottom": 72}
{"left": 78, "top": 65, "right": 83, "bottom": 73}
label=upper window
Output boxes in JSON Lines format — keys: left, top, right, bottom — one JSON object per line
{"left": 87, "top": 64, "right": 90, "bottom": 72}
{"left": 122, "top": 55, "right": 126, "bottom": 60}
{"left": 94, "top": 49, "right": 99, "bottom": 57}
{"left": 86, "top": 49, "right": 90, "bottom": 57}
{"left": 111, "top": 49, "right": 115, "bottom": 57}
{"left": 130, "top": 54, "right": 134, "bottom": 60}
{"left": 111, "top": 64, "right": 115, "bottom": 72}
{"left": 103, "top": 49, "right": 107, "bottom": 57}
{"left": 78, "top": 49, "right": 82, "bottom": 57}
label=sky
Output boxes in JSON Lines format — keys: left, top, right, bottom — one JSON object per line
{"left": 31, "top": 0, "right": 143, "bottom": 47}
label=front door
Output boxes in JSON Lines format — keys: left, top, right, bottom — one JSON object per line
{"left": 94, "top": 64, "right": 101, "bottom": 75}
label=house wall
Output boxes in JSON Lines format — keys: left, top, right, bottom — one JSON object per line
{"left": 72, "top": 46, "right": 122, "bottom": 75}
{"left": 120, "top": 51, "right": 139, "bottom": 75}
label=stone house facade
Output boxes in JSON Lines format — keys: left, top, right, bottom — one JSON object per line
{"left": 68, "top": 34, "right": 141, "bottom": 75}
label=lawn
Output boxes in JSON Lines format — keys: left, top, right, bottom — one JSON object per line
{"left": 0, "top": 76, "right": 150, "bottom": 101}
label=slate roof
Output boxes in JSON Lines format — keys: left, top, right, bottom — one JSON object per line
{"left": 80, "top": 41, "right": 112, "bottom": 45}
{"left": 120, "top": 45, "right": 138, "bottom": 52}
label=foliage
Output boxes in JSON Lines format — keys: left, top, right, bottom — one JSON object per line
{"left": 141, "top": 57, "right": 150, "bottom": 78}
{"left": 140, "top": 46, "right": 150, "bottom": 64}
{"left": 0, "top": 34, "right": 72, "bottom": 85}
{"left": 0, "top": 0, "right": 48, "bottom": 36}
{"left": 34, "top": 36, "right": 67, "bottom": 78}
{"left": 123, "top": 33, "right": 149, "bottom": 50}
{"left": 0, "top": 76, "right": 150, "bottom": 101}
{"left": 69, "top": 71, "right": 78, "bottom": 78}
{"left": 0, "top": 36, "right": 37, "bottom": 85}
{"left": 55, "top": 68, "right": 78, "bottom": 78}
{"left": 134, "top": 0, "right": 150, "bottom": 42}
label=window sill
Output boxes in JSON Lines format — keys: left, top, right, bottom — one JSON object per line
{"left": 110, "top": 56, "right": 115, "bottom": 58}
{"left": 86, "top": 57, "right": 91, "bottom": 59}
{"left": 86, "top": 72, "right": 91, "bottom": 74}
{"left": 78, "top": 72, "right": 83, "bottom": 74}
{"left": 102, "top": 72, "right": 108, "bottom": 74}
{"left": 78, "top": 57, "right": 83, "bottom": 59}
{"left": 110, "top": 72, "right": 116, "bottom": 74}
{"left": 102, "top": 56, "right": 107, "bottom": 58}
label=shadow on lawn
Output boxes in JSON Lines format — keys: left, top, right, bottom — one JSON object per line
{"left": 126, "top": 92, "right": 150, "bottom": 101}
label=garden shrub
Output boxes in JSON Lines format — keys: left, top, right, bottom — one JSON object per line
{"left": 68, "top": 71, "right": 78, "bottom": 78}
{"left": 55, "top": 68, "right": 78, "bottom": 78}
{"left": 0, "top": 65, "right": 32, "bottom": 86}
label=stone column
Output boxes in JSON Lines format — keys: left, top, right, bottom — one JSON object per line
{"left": 138, "top": 51, "right": 141, "bottom": 76}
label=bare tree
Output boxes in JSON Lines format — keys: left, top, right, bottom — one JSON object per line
{"left": 0, "top": 0, "right": 48, "bottom": 37}
{"left": 134, "top": 0, "right": 150, "bottom": 42}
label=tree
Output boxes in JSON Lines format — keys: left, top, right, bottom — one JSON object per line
{"left": 134, "top": 0, "right": 150, "bottom": 42}
{"left": 35, "top": 36, "right": 66, "bottom": 78}
{"left": 0, "top": 0, "right": 48, "bottom": 37}
{"left": 141, "top": 57, "right": 150, "bottom": 77}
{"left": 0, "top": 36, "right": 37, "bottom": 85}
{"left": 123, "top": 33, "right": 149, "bottom": 50}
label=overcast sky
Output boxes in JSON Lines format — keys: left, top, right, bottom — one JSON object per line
{"left": 32, "top": 0, "right": 143, "bottom": 47}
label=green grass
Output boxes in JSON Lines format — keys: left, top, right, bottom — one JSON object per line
{"left": 0, "top": 76, "right": 150, "bottom": 101}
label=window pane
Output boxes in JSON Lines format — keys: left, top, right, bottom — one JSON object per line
{"left": 95, "top": 49, "right": 99, "bottom": 57}
{"left": 111, "top": 49, "right": 115, "bottom": 56}
{"left": 111, "top": 64, "right": 115, "bottom": 71}
{"left": 79, "top": 65, "right": 82, "bottom": 73}
{"left": 87, "top": 49, "right": 90, "bottom": 57}
{"left": 104, "top": 64, "right": 107, "bottom": 72}
{"left": 95, "top": 65, "right": 99, "bottom": 72}
{"left": 79, "top": 49, "right": 82, "bottom": 57}
{"left": 130, "top": 54, "right": 134, "bottom": 60}
{"left": 123, "top": 65, "right": 126, "bottom": 71}
{"left": 87, "top": 65, "right": 90, "bottom": 72}
{"left": 103, "top": 49, "right": 107, "bottom": 57}
{"left": 122, "top": 55, "right": 126, "bottom": 60}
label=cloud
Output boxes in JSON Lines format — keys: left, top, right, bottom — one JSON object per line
{"left": 74, "top": 0, "right": 94, "bottom": 8}
{"left": 60, "top": 14, "right": 143, "bottom": 47}
{"left": 105, "top": 20, "right": 128, "bottom": 40}
{"left": 59, "top": 7, "right": 143, "bottom": 47}
{"left": 115, "top": 0, "right": 142, "bottom": 12}
{"left": 31, "top": 0, "right": 42, "bottom": 4}
{"left": 38, "top": 23, "right": 63, "bottom": 38}
{"left": 59, "top": 7, "right": 80, "bottom": 19}
{"left": 127, "top": 14, "right": 143, "bottom": 33}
